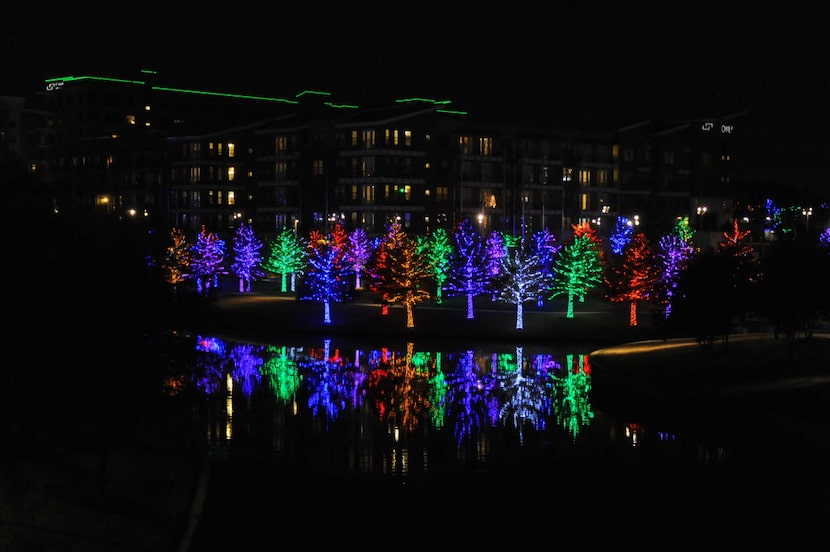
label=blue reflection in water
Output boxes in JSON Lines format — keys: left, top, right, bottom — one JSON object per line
{"left": 179, "top": 333, "right": 729, "bottom": 482}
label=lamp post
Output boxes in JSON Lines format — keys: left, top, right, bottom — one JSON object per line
{"left": 803, "top": 207, "right": 813, "bottom": 230}
{"left": 696, "top": 206, "right": 708, "bottom": 230}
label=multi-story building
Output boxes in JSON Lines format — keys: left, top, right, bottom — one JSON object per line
{"left": 4, "top": 68, "right": 752, "bottom": 249}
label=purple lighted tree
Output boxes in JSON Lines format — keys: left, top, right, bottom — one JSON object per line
{"left": 484, "top": 230, "right": 509, "bottom": 298}
{"left": 190, "top": 225, "right": 226, "bottom": 296}
{"left": 262, "top": 226, "right": 307, "bottom": 293}
{"left": 444, "top": 218, "right": 489, "bottom": 319}
{"left": 656, "top": 232, "right": 696, "bottom": 318}
{"left": 300, "top": 238, "right": 352, "bottom": 324}
{"left": 346, "top": 227, "right": 373, "bottom": 290}
{"left": 230, "top": 223, "right": 264, "bottom": 293}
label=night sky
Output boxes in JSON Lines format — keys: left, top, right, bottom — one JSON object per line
{"left": 4, "top": 4, "right": 828, "bottom": 190}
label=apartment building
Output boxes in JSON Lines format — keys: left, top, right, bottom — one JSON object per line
{"left": 3, "top": 68, "right": 746, "bottom": 247}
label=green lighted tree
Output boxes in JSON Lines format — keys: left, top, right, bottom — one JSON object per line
{"left": 384, "top": 232, "right": 434, "bottom": 328}
{"left": 262, "top": 226, "right": 307, "bottom": 293}
{"left": 549, "top": 232, "right": 604, "bottom": 319}
{"left": 416, "top": 227, "right": 453, "bottom": 303}
{"left": 605, "top": 232, "right": 659, "bottom": 326}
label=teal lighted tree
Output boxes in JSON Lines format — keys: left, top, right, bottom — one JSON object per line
{"left": 549, "top": 229, "right": 604, "bottom": 319}
{"left": 190, "top": 225, "right": 226, "bottom": 296}
{"left": 445, "top": 217, "right": 490, "bottom": 319}
{"left": 416, "top": 226, "right": 453, "bottom": 303}
{"left": 605, "top": 232, "right": 659, "bottom": 326}
{"left": 230, "top": 222, "right": 264, "bottom": 293}
{"left": 262, "top": 226, "right": 307, "bottom": 293}
{"left": 300, "top": 237, "right": 352, "bottom": 324}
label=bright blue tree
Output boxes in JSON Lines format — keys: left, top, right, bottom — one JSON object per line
{"left": 230, "top": 223, "right": 264, "bottom": 292}
{"left": 529, "top": 228, "right": 560, "bottom": 307}
{"left": 301, "top": 238, "right": 352, "bottom": 324}
{"left": 656, "top": 233, "right": 696, "bottom": 318}
{"left": 609, "top": 216, "right": 634, "bottom": 255}
{"left": 444, "top": 218, "right": 489, "bottom": 319}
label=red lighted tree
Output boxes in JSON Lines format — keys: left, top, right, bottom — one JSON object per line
{"left": 367, "top": 220, "right": 407, "bottom": 315}
{"left": 605, "top": 232, "right": 659, "bottom": 326}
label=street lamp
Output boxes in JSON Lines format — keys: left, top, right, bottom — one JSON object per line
{"left": 803, "top": 207, "right": 813, "bottom": 229}
{"left": 696, "top": 206, "right": 708, "bottom": 230}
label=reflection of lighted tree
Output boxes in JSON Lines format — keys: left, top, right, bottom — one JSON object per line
{"left": 387, "top": 342, "right": 433, "bottom": 432}
{"left": 551, "top": 354, "right": 594, "bottom": 439}
{"left": 301, "top": 339, "right": 351, "bottom": 426}
{"left": 260, "top": 345, "right": 301, "bottom": 404}
{"left": 498, "top": 346, "right": 549, "bottom": 445}
{"left": 444, "top": 350, "right": 489, "bottom": 444}
{"left": 193, "top": 335, "right": 227, "bottom": 395}
{"left": 229, "top": 343, "right": 264, "bottom": 398}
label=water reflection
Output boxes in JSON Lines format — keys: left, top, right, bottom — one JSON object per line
{"left": 171, "top": 332, "right": 731, "bottom": 483}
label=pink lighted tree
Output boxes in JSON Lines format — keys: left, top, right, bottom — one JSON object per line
{"left": 346, "top": 227, "right": 373, "bottom": 290}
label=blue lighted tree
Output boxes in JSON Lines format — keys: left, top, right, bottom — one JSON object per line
{"left": 190, "top": 225, "right": 226, "bottom": 297}
{"left": 609, "top": 216, "right": 634, "bottom": 255}
{"left": 300, "top": 237, "right": 353, "bottom": 324}
{"left": 262, "top": 226, "right": 307, "bottom": 293}
{"left": 444, "top": 217, "right": 490, "bottom": 319}
{"left": 230, "top": 222, "right": 264, "bottom": 292}
{"left": 346, "top": 227, "right": 373, "bottom": 290}
{"left": 529, "top": 228, "right": 560, "bottom": 307}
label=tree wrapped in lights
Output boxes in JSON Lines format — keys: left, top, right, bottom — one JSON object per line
{"left": 444, "top": 217, "right": 490, "bottom": 319}
{"left": 549, "top": 231, "right": 604, "bottom": 319}
{"left": 484, "top": 230, "right": 509, "bottom": 298}
{"left": 493, "top": 244, "right": 551, "bottom": 330}
{"left": 262, "top": 226, "right": 307, "bottom": 293}
{"left": 605, "top": 232, "right": 659, "bottom": 326}
{"left": 300, "top": 238, "right": 352, "bottom": 324}
{"left": 416, "top": 227, "right": 453, "bottom": 303}
{"left": 346, "top": 227, "right": 373, "bottom": 290}
{"left": 529, "top": 228, "right": 560, "bottom": 307}
{"left": 190, "top": 225, "right": 226, "bottom": 297}
{"left": 609, "top": 216, "right": 634, "bottom": 255}
{"left": 230, "top": 222, "right": 264, "bottom": 293}
{"left": 161, "top": 227, "right": 191, "bottom": 298}
{"left": 383, "top": 232, "right": 434, "bottom": 328}
{"left": 655, "top": 232, "right": 696, "bottom": 319}
{"left": 367, "top": 220, "right": 407, "bottom": 315}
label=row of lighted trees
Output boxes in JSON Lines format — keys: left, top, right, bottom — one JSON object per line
{"left": 157, "top": 212, "right": 830, "bottom": 338}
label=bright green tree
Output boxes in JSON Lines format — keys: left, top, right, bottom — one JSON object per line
{"left": 549, "top": 233, "right": 604, "bottom": 318}
{"left": 416, "top": 227, "right": 453, "bottom": 303}
{"left": 262, "top": 226, "right": 307, "bottom": 293}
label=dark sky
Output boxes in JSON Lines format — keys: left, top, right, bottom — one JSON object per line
{"left": 4, "top": 4, "right": 829, "bottom": 189}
